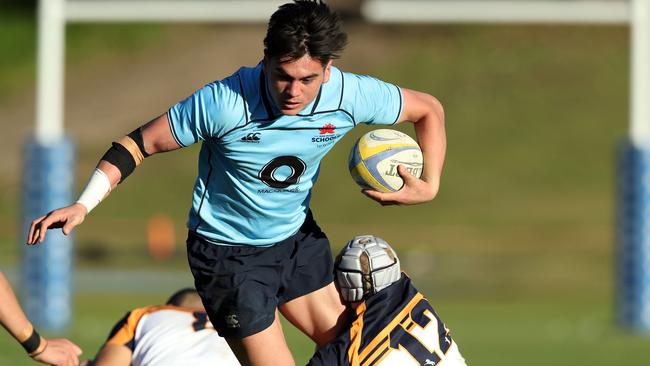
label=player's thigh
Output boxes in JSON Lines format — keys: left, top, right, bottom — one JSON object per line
{"left": 226, "top": 311, "right": 295, "bottom": 366}
{"left": 279, "top": 281, "right": 347, "bottom": 347}
{"left": 186, "top": 232, "right": 280, "bottom": 338}
{"left": 276, "top": 215, "right": 347, "bottom": 346}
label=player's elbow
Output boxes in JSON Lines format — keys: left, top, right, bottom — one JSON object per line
{"left": 425, "top": 94, "right": 445, "bottom": 125}
{"left": 411, "top": 91, "right": 445, "bottom": 125}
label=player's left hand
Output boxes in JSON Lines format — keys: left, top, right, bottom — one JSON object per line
{"left": 362, "top": 165, "right": 438, "bottom": 206}
{"left": 32, "top": 338, "right": 82, "bottom": 366}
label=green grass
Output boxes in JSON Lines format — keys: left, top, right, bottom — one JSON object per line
{"left": 1, "top": 293, "right": 648, "bottom": 365}
{"left": 2, "top": 21, "right": 649, "bottom": 365}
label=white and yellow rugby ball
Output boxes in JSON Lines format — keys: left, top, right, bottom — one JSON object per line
{"left": 349, "top": 129, "right": 423, "bottom": 193}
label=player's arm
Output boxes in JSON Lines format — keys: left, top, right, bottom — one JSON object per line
{"left": 87, "top": 344, "right": 132, "bottom": 366}
{"left": 27, "top": 113, "right": 180, "bottom": 245}
{"left": 363, "top": 88, "right": 446, "bottom": 205}
{"left": 0, "top": 272, "right": 82, "bottom": 366}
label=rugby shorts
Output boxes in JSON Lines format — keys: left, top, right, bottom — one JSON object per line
{"left": 186, "top": 210, "right": 334, "bottom": 338}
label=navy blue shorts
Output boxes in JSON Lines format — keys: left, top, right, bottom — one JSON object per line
{"left": 186, "top": 211, "right": 334, "bottom": 338}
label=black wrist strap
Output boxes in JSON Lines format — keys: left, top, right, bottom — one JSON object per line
{"left": 20, "top": 328, "right": 41, "bottom": 354}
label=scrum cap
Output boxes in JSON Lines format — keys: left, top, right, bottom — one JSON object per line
{"left": 335, "top": 235, "right": 401, "bottom": 302}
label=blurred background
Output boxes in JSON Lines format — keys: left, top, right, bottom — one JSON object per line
{"left": 1, "top": 0, "right": 649, "bottom": 364}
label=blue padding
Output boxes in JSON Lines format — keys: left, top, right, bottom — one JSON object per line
{"left": 617, "top": 142, "right": 650, "bottom": 333}
{"left": 21, "top": 137, "right": 75, "bottom": 331}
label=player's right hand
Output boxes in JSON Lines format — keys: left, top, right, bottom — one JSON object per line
{"left": 27, "top": 203, "right": 88, "bottom": 245}
{"left": 32, "top": 338, "right": 82, "bottom": 366}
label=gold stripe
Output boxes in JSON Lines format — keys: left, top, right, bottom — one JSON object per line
{"left": 369, "top": 345, "right": 395, "bottom": 366}
{"left": 358, "top": 292, "right": 424, "bottom": 361}
{"left": 359, "top": 142, "right": 419, "bottom": 160}
{"left": 361, "top": 341, "right": 389, "bottom": 366}
{"left": 348, "top": 302, "right": 367, "bottom": 366}
{"left": 117, "top": 136, "right": 145, "bottom": 166}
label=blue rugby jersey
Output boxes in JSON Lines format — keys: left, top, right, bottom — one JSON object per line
{"left": 167, "top": 63, "right": 402, "bottom": 246}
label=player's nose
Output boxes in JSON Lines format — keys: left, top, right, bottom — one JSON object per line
{"left": 286, "top": 81, "right": 301, "bottom": 97}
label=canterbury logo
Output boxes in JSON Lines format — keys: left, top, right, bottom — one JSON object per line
{"left": 225, "top": 314, "right": 240, "bottom": 328}
{"left": 241, "top": 132, "right": 261, "bottom": 142}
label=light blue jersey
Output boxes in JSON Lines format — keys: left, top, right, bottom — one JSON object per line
{"left": 167, "top": 63, "right": 402, "bottom": 246}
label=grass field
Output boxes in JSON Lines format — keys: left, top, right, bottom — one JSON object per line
{"left": 1, "top": 293, "right": 650, "bottom": 365}
{"left": 1, "top": 9, "right": 649, "bottom": 366}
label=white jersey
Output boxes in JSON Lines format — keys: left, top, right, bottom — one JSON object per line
{"left": 106, "top": 305, "right": 240, "bottom": 366}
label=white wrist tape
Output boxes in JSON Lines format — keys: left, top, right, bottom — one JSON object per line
{"left": 76, "top": 168, "right": 111, "bottom": 213}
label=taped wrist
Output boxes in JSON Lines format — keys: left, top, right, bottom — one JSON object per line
{"left": 101, "top": 128, "right": 149, "bottom": 182}
{"left": 20, "top": 328, "right": 43, "bottom": 355}
{"left": 77, "top": 168, "right": 112, "bottom": 213}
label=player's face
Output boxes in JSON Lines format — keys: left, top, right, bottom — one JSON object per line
{"left": 265, "top": 54, "right": 332, "bottom": 115}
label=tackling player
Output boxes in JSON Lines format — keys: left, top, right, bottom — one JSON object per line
{"left": 0, "top": 271, "right": 82, "bottom": 366}
{"left": 27, "top": 1, "right": 446, "bottom": 365}
{"left": 84, "top": 288, "right": 240, "bottom": 366}
{"left": 308, "top": 236, "right": 467, "bottom": 366}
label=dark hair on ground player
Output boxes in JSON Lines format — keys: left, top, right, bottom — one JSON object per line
{"left": 166, "top": 288, "right": 200, "bottom": 306}
{"left": 264, "top": 0, "right": 348, "bottom": 66}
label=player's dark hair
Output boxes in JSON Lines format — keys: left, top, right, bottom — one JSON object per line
{"left": 166, "top": 288, "right": 198, "bottom": 306}
{"left": 264, "top": 0, "right": 348, "bottom": 65}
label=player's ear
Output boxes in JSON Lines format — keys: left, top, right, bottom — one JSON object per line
{"left": 323, "top": 59, "right": 333, "bottom": 83}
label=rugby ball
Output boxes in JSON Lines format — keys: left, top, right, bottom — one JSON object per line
{"left": 348, "top": 129, "right": 423, "bottom": 192}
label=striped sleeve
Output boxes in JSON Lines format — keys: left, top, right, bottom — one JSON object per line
{"left": 105, "top": 307, "right": 150, "bottom": 350}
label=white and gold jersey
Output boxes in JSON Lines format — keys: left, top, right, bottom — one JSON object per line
{"left": 106, "top": 305, "right": 240, "bottom": 366}
{"left": 308, "top": 275, "right": 467, "bottom": 366}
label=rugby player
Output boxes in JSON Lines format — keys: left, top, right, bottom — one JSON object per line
{"left": 84, "top": 288, "right": 240, "bottom": 366}
{"left": 308, "top": 236, "right": 467, "bottom": 366}
{"left": 27, "top": 1, "right": 446, "bottom": 365}
{"left": 0, "top": 271, "right": 82, "bottom": 366}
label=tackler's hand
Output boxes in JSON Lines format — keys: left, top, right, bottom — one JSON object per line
{"left": 362, "top": 165, "right": 438, "bottom": 206}
{"left": 32, "top": 338, "right": 82, "bottom": 366}
{"left": 27, "top": 203, "right": 88, "bottom": 245}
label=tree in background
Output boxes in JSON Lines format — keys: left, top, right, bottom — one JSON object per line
{"left": 0, "top": 0, "right": 36, "bottom": 10}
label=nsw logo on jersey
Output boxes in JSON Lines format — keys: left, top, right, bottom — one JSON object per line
{"left": 241, "top": 132, "right": 261, "bottom": 143}
{"left": 319, "top": 123, "right": 336, "bottom": 134}
{"left": 312, "top": 123, "right": 341, "bottom": 146}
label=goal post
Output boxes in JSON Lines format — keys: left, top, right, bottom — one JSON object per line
{"left": 619, "top": 0, "right": 650, "bottom": 333}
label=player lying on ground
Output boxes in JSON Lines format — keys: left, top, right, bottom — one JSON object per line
{"left": 0, "top": 271, "right": 82, "bottom": 366}
{"left": 309, "top": 236, "right": 467, "bottom": 366}
{"left": 27, "top": 1, "right": 446, "bottom": 365}
{"left": 83, "top": 288, "right": 240, "bottom": 366}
